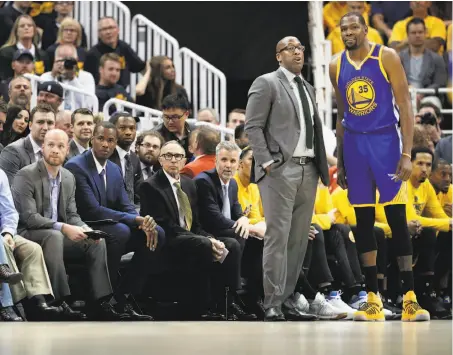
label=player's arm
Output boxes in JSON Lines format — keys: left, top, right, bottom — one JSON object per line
{"left": 382, "top": 47, "right": 414, "bottom": 181}
{"left": 329, "top": 56, "right": 347, "bottom": 189}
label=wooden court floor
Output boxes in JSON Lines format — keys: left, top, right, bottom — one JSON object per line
{"left": 0, "top": 321, "right": 451, "bottom": 355}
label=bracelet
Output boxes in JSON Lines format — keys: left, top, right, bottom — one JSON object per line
{"left": 402, "top": 153, "right": 411, "bottom": 159}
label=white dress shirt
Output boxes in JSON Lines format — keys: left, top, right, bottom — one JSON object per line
{"left": 73, "top": 139, "right": 88, "bottom": 154}
{"left": 17, "top": 42, "right": 36, "bottom": 57}
{"left": 92, "top": 150, "right": 107, "bottom": 188}
{"left": 115, "top": 145, "right": 130, "bottom": 178}
{"left": 163, "top": 170, "right": 185, "bottom": 228}
{"left": 29, "top": 136, "right": 42, "bottom": 162}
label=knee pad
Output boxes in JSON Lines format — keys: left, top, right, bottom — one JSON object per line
{"left": 384, "top": 205, "right": 412, "bottom": 256}
{"left": 354, "top": 207, "right": 377, "bottom": 253}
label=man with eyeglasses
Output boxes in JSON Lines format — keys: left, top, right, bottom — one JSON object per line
{"left": 155, "top": 93, "right": 196, "bottom": 162}
{"left": 135, "top": 130, "right": 164, "bottom": 180}
{"left": 245, "top": 36, "right": 329, "bottom": 321}
{"left": 84, "top": 17, "right": 145, "bottom": 89}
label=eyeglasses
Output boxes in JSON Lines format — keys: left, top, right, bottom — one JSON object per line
{"left": 99, "top": 26, "right": 117, "bottom": 33}
{"left": 62, "top": 28, "right": 77, "bottom": 33}
{"left": 160, "top": 153, "right": 185, "bottom": 161}
{"left": 163, "top": 113, "right": 186, "bottom": 121}
{"left": 278, "top": 45, "right": 305, "bottom": 54}
{"left": 140, "top": 143, "right": 160, "bottom": 150}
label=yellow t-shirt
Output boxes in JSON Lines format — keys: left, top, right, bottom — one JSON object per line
{"left": 323, "top": 2, "right": 370, "bottom": 34}
{"left": 389, "top": 16, "right": 447, "bottom": 54}
{"left": 233, "top": 173, "right": 264, "bottom": 225}
{"left": 327, "top": 26, "right": 383, "bottom": 55}
{"left": 312, "top": 185, "right": 334, "bottom": 230}
{"left": 437, "top": 184, "right": 452, "bottom": 217}
{"left": 407, "top": 180, "right": 450, "bottom": 231}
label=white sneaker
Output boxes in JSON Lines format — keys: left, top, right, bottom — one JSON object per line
{"left": 308, "top": 293, "right": 348, "bottom": 320}
{"left": 283, "top": 292, "right": 309, "bottom": 313}
{"left": 349, "top": 291, "right": 368, "bottom": 310}
{"left": 326, "top": 291, "right": 356, "bottom": 320}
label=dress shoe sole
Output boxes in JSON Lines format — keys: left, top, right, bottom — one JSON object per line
{"left": 264, "top": 316, "right": 286, "bottom": 322}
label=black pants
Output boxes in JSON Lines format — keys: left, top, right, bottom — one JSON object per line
{"left": 304, "top": 224, "right": 334, "bottom": 287}
{"left": 412, "top": 227, "right": 437, "bottom": 275}
{"left": 435, "top": 231, "right": 452, "bottom": 279}
{"left": 241, "top": 237, "right": 264, "bottom": 300}
{"left": 325, "top": 224, "right": 362, "bottom": 287}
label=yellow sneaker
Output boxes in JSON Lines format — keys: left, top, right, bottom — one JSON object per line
{"left": 402, "top": 291, "right": 430, "bottom": 322}
{"left": 353, "top": 292, "right": 385, "bottom": 322}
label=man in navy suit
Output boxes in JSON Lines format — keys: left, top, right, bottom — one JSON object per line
{"left": 65, "top": 122, "right": 165, "bottom": 320}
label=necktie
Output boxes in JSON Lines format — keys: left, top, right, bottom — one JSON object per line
{"left": 99, "top": 168, "right": 106, "bottom": 192}
{"left": 174, "top": 182, "right": 192, "bottom": 230}
{"left": 222, "top": 185, "right": 231, "bottom": 219}
{"left": 37, "top": 151, "right": 43, "bottom": 162}
{"left": 144, "top": 166, "right": 151, "bottom": 179}
{"left": 124, "top": 154, "right": 134, "bottom": 203}
{"left": 294, "top": 76, "right": 313, "bottom": 149}
{"left": 50, "top": 178, "right": 58, "bottom": 222}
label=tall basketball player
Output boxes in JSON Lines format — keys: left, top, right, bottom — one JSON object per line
{"left": 329, "top": 12, "right": 430, "bottom": 322}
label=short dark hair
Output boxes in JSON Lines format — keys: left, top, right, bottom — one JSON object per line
{"left": 411, "top": 146, "right": 434, "bottom": 162}
{"left": 230, "top": 108, "right": 246, "bottom": 116}
{"left": 340, "top": 12, "right": 367, "bottom": 26}
{"left": 406, "top": 17, "right": 426, "bottom": 34}
{"left": 30, "top": 103, "right": 55, "bottom": 122}
{"left": 0, "top": 100, "right": 7, "bottom": 115}
{"left": 419, "top": 102, "right": 442, "bottom": 122}
{"left": 136, "top": 130, "right": 164, "bottom": 148}
{"left": 93, "top": 121, "right": 117, "bottom": 136}
{"left": 71, "top": 108, "right": 93, "bottom": 125}
{"left": 109, "top": 111, "right": 135, "bottom": 125}
{"left": 161, "top": 93, "right": 190, "bottom": 111}
{"left": 196, "top": 126, "right": 220, "bottom": 155}
{"left": 235, "top": 123, "right": 245, "bottom": 139}
{"left": 432, "top": 158, "right": 450, "bottom": 172}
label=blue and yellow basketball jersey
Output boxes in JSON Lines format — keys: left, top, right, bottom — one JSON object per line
{"left": 336, "top": 43, "right": 399, "bottom": 133}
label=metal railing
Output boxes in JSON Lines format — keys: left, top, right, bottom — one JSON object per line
{"left": 73, "top": 1, "right": 131, "bottom": 49}
{"left": 179, "top": 48, "right": 227, "bottom": 127}
{"left": 130, "top": 14, "right": 180, "bottom": 99}
{"left": 24, "top": 74, "right": 99, "bottom": 113}
{"left": 409, "top": 87, "right": 453, "bottom": 115}
{"left": 102, "top": 99, "right": 233, "bottom": 137}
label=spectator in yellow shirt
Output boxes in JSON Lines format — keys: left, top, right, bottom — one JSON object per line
{"left": 324, "top": 1, "right": 371, "bottom": 35}
{"left": 389, "top": 1, "right": 447, "bottom": 54}
{"left": 328, "top": 1, "right": 383, "bottom": 55}
{"left": 429, "top": 158, "right": 452, "bottom": 217}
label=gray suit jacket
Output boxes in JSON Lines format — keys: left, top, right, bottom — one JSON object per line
{"left": 11, "top": 160, "right": 86, "bottom": 235}
{"left": 399, "top": 48, "right": 447, "bottom": 89}
{"left": 245, "top": 67, "right": 329, "bottom": 185}
{"left": 0, "top": 136, "right": 36, "bottom": 185}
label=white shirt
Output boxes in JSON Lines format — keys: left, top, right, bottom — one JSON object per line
{"left": 163, "top": 170, "right": 185, "bottom": 228}
{"left": 73, "top": 139, "right": 88, "bottom": 154}
{"left": 29, "top": 136, "right": 42, "bottom": 162}
{"left": 280, "top": 66, "right": 315, "bottom": 158}
{"left": 40, "top": 70, "right": 96, "bottom": 111}
{"left": 92, "top": 150, "right": 107, "bottom": 188}
{"left": 17, "top": 42, "right": 35, "bottom": 57}
{"left": 116, "top": 145, "right": 130, "bottom": 178}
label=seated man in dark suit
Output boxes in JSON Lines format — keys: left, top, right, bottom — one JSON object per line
{"left": 12, "top": 129, "right": 128, "bottom": 321}
{"left": 67, "top": 108, "right": 94, "bottom": 160}
{"left": 0, "top": 103, "right": 55, "bottom": 185}
{"left": 194, "top": 140, "right": 251, "bottom": 250}
{"left": 108, "top": 112, "right": 142, "bottom": 205}
{"left": 140, "top": 140, "right": 256, "bottom": 320}
{"left": 65, "top": 122, "right": 165, "bottom": 320}
{"left": 180, "top": 126, "right": 219, "bottom": 179}
{"left": 135, "top": 130, "right": 163, "bottom": 180}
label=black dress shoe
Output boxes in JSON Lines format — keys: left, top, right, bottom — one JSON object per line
{"left": 59, "top": 301, "right": 87, "bottom": 321}
{"left": 282, "top": 306, "right": 317, "bottom": 321}
{"left": 230, "top": 302, "right": 258, "bottom": 321}
{"left": 0, "top": 264, "right": 23, "bottom": 285}
{"left": 264, "top": 307, "right": 286, "bottom": 322}
{"left": 96, "top": 301, "right": 131, "bottom": 321}
{"left": 200, "top": 310, "right": 226, "bottom": 321}
{"left": 29, "top": 302, "right": 62, "bottom": 321}
{"left": 117, "top": 302, "right": 154, "bottom": 321}
{"left": 0, "top": 306, "right": 23, "bottom": 321}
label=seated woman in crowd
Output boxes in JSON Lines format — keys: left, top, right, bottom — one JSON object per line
{"left": 135, "top": 55, "right": 189, "bottom": 110}
{"left": 46, "top": 18, "right": 87, "bottom": 70}
{"left": 0, "top": 15, "right": 50, "bottom": 80}
{"left": 0, "top": 104, "right": 30, "bottom": 148}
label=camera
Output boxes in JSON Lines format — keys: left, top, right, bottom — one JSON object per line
{"left": 63, "top": 57, "right": 78, "bottom": 70}
{"left": 419, "top": 112, "right": 437, "bottom": 126}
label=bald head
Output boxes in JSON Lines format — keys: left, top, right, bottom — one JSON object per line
{"left": 42, "top": 129, "right": 70, "bottom": 167}
{"left": 276, "top": 36, "right": 304, "bottom": 75}
{"left": 276, "top": 36, "right": 301, "bottom": 53}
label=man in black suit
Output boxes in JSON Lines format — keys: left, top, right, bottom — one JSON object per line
{"left": 135, "top": 130, "right": 164, "bottom": 180}
{"left": 67, "top": 108, "right": 94, "bottom": 160}
{"left": 108, "top": 112, "right": 142, "bottom": 205}
{"left": 140, "top": 140, "right": 256, "bottom": 320}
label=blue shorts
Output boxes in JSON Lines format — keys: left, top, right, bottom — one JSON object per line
{"left": 343, "top": 125, "right": 403, "bottom": 205}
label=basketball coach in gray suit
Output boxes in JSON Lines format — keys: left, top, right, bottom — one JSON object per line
{"left": 245, "top": 36, "right": 329, "bottom": 321}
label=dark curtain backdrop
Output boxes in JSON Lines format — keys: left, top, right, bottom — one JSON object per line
{"left": 126, "top": 1, "right": 311, "bottom": 111}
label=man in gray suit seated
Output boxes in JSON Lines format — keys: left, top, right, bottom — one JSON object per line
{"left": 67, "top": 108, "right": 94, "bottom": 160}
{"left": 12, "top": 129, "right": 129, "bottom": 321}
{"left": 0, "top": 103, "right": 55, "bottom": 185}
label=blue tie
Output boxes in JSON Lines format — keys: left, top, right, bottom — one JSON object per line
{"left": 222, "top": 185, "right": 231, "bottom": 219}
{"left": 99, "top": 168, "right": 106, "bottom": 192}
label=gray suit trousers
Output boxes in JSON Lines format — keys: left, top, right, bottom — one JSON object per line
{"left": 3, "top": 235, "right": 53, "bottom": 302}
{"left": 23, "top": 229, "right": 112, "bottom": 301}
{"left": 259, "top": 161, "right": 318, "bottom": 309}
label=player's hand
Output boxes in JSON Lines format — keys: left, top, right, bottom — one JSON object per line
{"left": 308, "top": 225, "right": 317, "bottom": 241}
{"left": 264, "top": 165, "right": 272, "bottom": 175}
{"left": 337, "top": 166, "right": 348, "bottom": 189}
{"left": 407, "top": 220, "right": 421, "bottom": 236}
{"left": 395, "top": 154, "right": 412, "bottom": 182}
